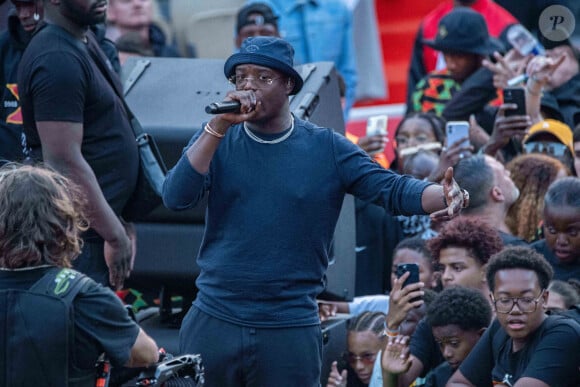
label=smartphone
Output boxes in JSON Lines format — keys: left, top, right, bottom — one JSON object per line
{"left": 445, "top": 121, "right": 470, "bottom": 148}
{"left": 396, "top": 263, "right": 420, "bottom": 288}
{"left": 503, "top": 87, "right": 526, "bottom": 117}
{"left": 366, "top": 114, "right": 388, "bottom": 137}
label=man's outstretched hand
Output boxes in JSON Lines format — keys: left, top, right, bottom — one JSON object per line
{"left": 430, "top": 167, "right": 469, "bottom": 222}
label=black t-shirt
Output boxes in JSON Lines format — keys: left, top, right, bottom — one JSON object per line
{"left": 531, "top": 239, "right": 580, "bottom": 281}
{"left": 0, "top": 267, "right": 140, "bottom": 377}
{"left": 18, "top": 23, "right": 138, "bottom": 215}
{"left": 424, "top": 361, "right": 454, "bottom": 387}
{"left": 459, "top": 317, "right": 580, "bottom": 386}
{"left": 410, "top": 317, "right": 445, "bottom": 377}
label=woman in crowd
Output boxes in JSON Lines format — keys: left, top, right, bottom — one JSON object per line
{"left": 505, "top": 152, "right": 570, "bottom": 242}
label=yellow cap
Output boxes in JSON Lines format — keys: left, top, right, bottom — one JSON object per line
{"left": 524, "top": 119, "right": 574, "bottom": 154}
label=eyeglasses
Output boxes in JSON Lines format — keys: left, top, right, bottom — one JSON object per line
{"left": 344, "top": 352, "right": 378, "bottom": 366}
{"left": 228, "top": 74, "right": 281, "bottom": 88}
{"left": 491, "top": 289, "right": 545, "bottom": 314}
{"left": 523, "top": 141, "right": 569, "bottom": 157}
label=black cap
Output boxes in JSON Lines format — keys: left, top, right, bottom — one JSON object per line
{"left": 423, "top": 7, "right": 496, "bottom": 56}
{"left": 236, "top": 2, "right": 278, "bottom": 33}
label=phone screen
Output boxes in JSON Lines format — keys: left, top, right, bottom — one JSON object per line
{"left": 366, "top": 115, "right": 388, "bottom": 137}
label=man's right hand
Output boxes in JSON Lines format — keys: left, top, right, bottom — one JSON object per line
{"left": 104, "top": 229, "right": 133, "bottom": 290}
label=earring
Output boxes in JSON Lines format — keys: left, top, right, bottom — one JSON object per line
{"left": 33, "top": 13, "right": 40, "bottom": 21}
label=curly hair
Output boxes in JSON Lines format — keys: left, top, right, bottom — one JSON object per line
{"left": 427, "top": 217, "right": 503, "bottom": 265}
{"left": 486, "top": 246, "right": 554, "bottom": 292}
{"left": 426, "top": 287, "right": 491, "bottom": 331}
{"left": 347, "top": 311, "right": 386, "bottom": 336}
{"left": 0, "top": 164, "right": 88, "bottom": 269}
{"left": 506, "top": 153, "right": 569, "bottom": 242}
{"left": 423, "top": 288, "right": 438, "bottom": 306}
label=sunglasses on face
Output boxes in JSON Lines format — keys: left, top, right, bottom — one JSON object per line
{"left": 523, "top": 141, "right": 569, "bottom": 157}
{"left": 344, "top": 352, "right": 378, "bottom": 366}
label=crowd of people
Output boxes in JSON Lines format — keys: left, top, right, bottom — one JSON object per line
{"left": 0, "top": 0, "right": 579, "bottom": 386}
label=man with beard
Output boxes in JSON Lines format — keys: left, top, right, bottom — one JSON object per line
{"left": 1, "top": 0, "right": 118, "bottom": 166}
{"left": 18, "top": 0, "right": 137, "bottom": 289}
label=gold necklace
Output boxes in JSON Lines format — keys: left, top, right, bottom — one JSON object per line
{"left": 243, "top": 115, "right": 295, "bottom": 144}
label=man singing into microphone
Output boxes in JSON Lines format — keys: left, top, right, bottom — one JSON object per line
{"left": 163, "top": 36, "right": 470, "bottom": 386}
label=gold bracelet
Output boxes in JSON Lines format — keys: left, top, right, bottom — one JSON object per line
{"left": 204, "top": 123, "right": 224, "bottom": 139}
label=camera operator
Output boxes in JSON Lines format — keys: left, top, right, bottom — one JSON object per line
{"left": 0, "top": 164, "right": 159, "bottom": 386}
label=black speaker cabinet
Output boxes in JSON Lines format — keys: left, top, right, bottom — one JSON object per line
{"left": 122, "top": 57, "right": 356, "bottom": 301}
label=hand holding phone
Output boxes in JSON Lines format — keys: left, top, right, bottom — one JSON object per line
{"left": 366, "top": 115, "right": 388, "bottom": 137}
{"left": 445, "top": 121, "right": 470, "bottom": 149}
{"left": 396, "top": 263, "right": 420, "bottom": 288}
{"left": 363, "top": 115, "right": 388, "bottom": 156}
{"left": 396, "top": 263, "right": 421, "bottom": 304}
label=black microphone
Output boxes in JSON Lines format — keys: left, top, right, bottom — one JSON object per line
{"left": 205, "top": 101, "right": 241, "bottom": 114}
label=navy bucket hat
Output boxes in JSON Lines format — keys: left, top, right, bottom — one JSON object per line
{"left": 224, "top": 36, "right": 304, "bottom": 95}
{"left": 423, "top": 7, "right": 497, "bottom": 56}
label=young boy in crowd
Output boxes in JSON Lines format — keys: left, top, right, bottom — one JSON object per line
{"left": 531, "top": 177, "right": 580, "bottom": 281}
{"left": 381, "top": 286, "right": 492, "bottom": 387}
{"left": 448, "top": 246, "right": 580, "bottom": 386}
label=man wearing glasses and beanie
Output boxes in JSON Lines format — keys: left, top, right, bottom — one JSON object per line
{"left": 447, "top": 246, "right": 580, "bottom": 387}
{"left": 163, "top": 36, "right": 469, "bottom": 386}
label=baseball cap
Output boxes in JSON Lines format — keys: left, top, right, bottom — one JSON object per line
{"left": 524, "top": 119, "right": 574, "bottom": 154}
{"left": 236, "top": 2, "right": 278, "bottom": 33}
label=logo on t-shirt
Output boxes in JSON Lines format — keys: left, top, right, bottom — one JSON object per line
{"left": 4, "top": 83, "right": 22, "bottom": 125}
{"left": 500, "top": 373, "right": 513, "bottom": 387}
